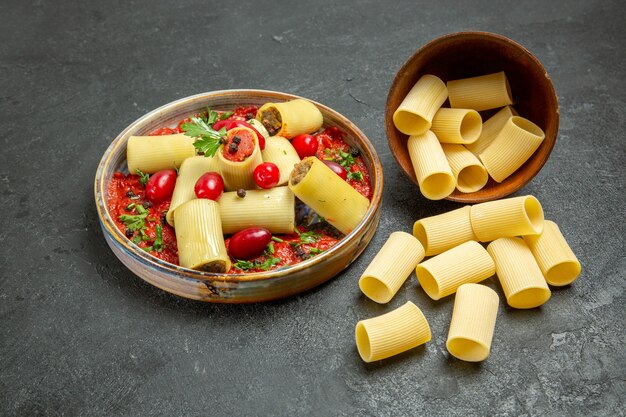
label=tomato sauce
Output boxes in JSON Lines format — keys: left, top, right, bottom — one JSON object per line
{"left": 110, "top": 107, "right": 372, "bottom": 273}
{"left": 222, "top": 128, "right": 255, "bottom": 162}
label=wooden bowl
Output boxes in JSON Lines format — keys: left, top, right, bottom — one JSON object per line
{"left": 385, "top": 32, "right": 559, "bottom": 203}
{"left": 94, "top": 90, "right": 383, "bottom": 303}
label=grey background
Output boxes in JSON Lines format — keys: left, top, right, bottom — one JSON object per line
{"left": 1, "top": 0, "right": 624, "bottom": 416}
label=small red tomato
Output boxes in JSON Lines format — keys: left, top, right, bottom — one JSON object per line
{"left": 228, "top": 227, "right": 272, "bottom": 259}
{"left": 291, "top": 134, "right": 318, "bottom": 159}
{"left": 323, "top": 160, "right": 347, "bottom": 180}
{"left": 145, "top": 169, "right": 177, "bottom": 203}
{"left": 194, "top": 172, "right": 224, "bottom": 200}
{"left": 253, "top": 162, "right": 280, "bottom": 189}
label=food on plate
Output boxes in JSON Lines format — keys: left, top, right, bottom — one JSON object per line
{"left": 107, "top": 100, "right": 372, "bottom": 274}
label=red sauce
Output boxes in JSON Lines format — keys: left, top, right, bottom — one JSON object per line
{"left": 222, "top": 127, "right": 255, "bottom": 162}
{"left": 110, "top": 107, "right": 372, "bottom": 273}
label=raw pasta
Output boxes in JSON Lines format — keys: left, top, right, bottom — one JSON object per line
{"left": 173, "top": 199, "right": 230, "bottom": 272}
{"left": 412, "top": 206, "right": 476, "bottom": 256}
{"left": 523, "top": 220, "right": 581, "bottom": 286}
{"left": 219, "top": 186, "right": 295, "bottom": 234}
{"left": 487, "top": 237, "right": 551, "bottom": 309}
{"left": 359, "top": 232, "right": 425, "bottom": 303}
{"left": 166, "top": 155, "right": 220, "bottom": 226}
{"left": 446, "top": 283, "right": 499, "bottom": 362}
{"left": 441, "top": 144, "right": 489, "bottom": 193}
{"left": 447, "top": 71, "right": 513, "bottom": 111}
{"left": 466, "top": 106, "right": 518, "bottom": 156}
{"left": 416, "top": 241, "right": 495, "bottom": 300}
{"left": 127, "top": 134, "right": 196, "bottom": 174}
{"left": 407, "top": 131, "right": 456, "bottom": 200}
{"left": 355, "top": 301, "right": 431, "bottom": 362}
{"left": 479, "top": 116, "right": 545, "bottom": 183}
{"left": 470, "top": 195, "right": 544, "bottom": 242}
{"left": 431, "top": 108, "right": 482, "bottom": 144}
{"left": 393, "top": 74, "right": 448, "bottom": 135}
{"left": 289, "top": 157, "right": 369, "bottom": 235}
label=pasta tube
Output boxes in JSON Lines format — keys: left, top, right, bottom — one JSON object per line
{"left": 355, "top": 301, "right": 431, "bottom": 363}
{"left": 127, "top": 134, "right": 196, "bottom": 174}
{"left": 393, "top": 74, "right": 448, "bottom": 135}
{"left": 470, "top": 195, "right": 544, "bottom": 242}
{"left": 217, "top": 127, "right": 264, "bottom": 191}
{"left": 431, "top": 108, "right": 483, "bottom": 144}
{"left": 447, "top": 71, "right": 513, "bottom": 111}
{"left": 261, "top": 136, "right": 301, "bottom": 185}
{"left": 407, "top": 131, "right": 456, "bottom": 200}
{"left": 479, "top": 116, "right": 545, "bottom": 183}
{"left": 246, "top": 118, "right": 270, "bottom": 139}
{"left": 219, "top": 186, "right": 295, "bottom": 234}
{"left": 466, "top": 106, "right": 518, "bottom": 156}
{"left": 166, "top": 155, "right": 220, "bottom": 227}
{"left": 523, "top": 220, "right": 581, "bottom": 286}
{"left": 416, "top": 241, "right": 495, "bottom": 300}
{"left": 446, "top": 284, "right": 499, "bottom": 362}
{"left": 173, "top": 199, "right": 230, "bottom": 272}
{"left": 487, "top": 237, "right": 551, "bottom": 309}
{"left": 289, "top": 157, "right": 369, "bottom": 235}
{"left": 442, "top": 144, "right": 489, "bottom": 193}
{"left": 256, "top": 99, "right": 323, "bottom": 139}
{"left": 413, "top": 206, "right": 476, "bottom": 256}
{"left": 359, "top": 232, "right": 425, "bottom": 304}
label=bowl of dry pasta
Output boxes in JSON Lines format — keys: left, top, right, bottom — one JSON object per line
{"left": 95, "top": 89, "right": 383, "bottom": 303}
{"left": 385, "top": 31, "right": 559, "bottom": 203}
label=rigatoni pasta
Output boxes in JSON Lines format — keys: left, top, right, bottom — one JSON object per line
{"left": 166, "top": 155, "right": 220, "bottom": 226}
{"left": 219, "top": 186, "right": 295, "bottom": 234}
{"left": 217, "top": 126, "right": 264, "bottom": 191}
{"left": 412, "top": 206, "right": 476, "bottom": 256}
{"left": 441, "top": 144, "right": 489, "bottom": 193}
{"left": 407, "top": 131, "right": 456, "bottom": 200}
{"left": 416, "top": 241, "right": 495, "bottom": 300}
{"left": 446, "top": 283, "right": 499, "bottom": 362}
{"left": 173, "top": 199, "right": 230, "bottom": 272}
{"left": 355, "top": 301, "right": 431, "bottom": 362}
{"left": 466, "top": 106, "right": 518, "bottom": 156}
{"left": 487, "top": 237, "right": 551, "bottom": 309}
{"left": 288, "top": 157, "right": 370, "bottom": 235}
{"left": 479, "top": 116, "right": 545, "bottom": 183}
{"left": 447, "top": 71, "right": 513, "bottom": 111}
{"left": 256, "top": 99, "right": 323, "bottom": 139}
{"left": 359, "top": 232, "right": 425, "bottom": 304}
{"left": 431, "top": 108, "right": 482, "bottom": 144}
{"left": 393, "top": 75, "right": 448, "bottom": 135}
{"left": 261, "top": 136, "right": 301, "bottom": 185}
{"left": 523, "top": 220, "right": 581, "bottom": 286}
{"left": 470, "top": 195, "right": 544, "bottom": 242}
{"left": 127, "top": 134, "right": 196, "bottom": 174}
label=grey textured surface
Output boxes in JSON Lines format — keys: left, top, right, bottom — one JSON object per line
{"left": 1, "top": 0, "right": 625, "bottom": 416}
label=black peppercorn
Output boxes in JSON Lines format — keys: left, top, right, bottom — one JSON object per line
{"left": 228, "top": 143, "right": 238, "bottom": 153}
{"left": 237, "top": 189, "right": 246, "bottom": 198}
{"left": 350, "top": 147, "right": 360, "bottom": 157}
{"left": 125, "top": 228, "right": 134, "bottom": 238}
{"left": 232, "top": 136, "right": 241, "bottom": 144}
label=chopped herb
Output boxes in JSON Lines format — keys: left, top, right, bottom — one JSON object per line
{"left": 233, "top": 256, "right": 281, "bottom": 271}
{"left": 126, "top": 190, "right": 140, "bottom": 200}
{"left": 181, "top": 110, "right": 227, "bottom": 157}
{"left": 219, "top": 111, "right": 234, "bottom": 120}
{"left": 324, "top": 148, "right": 331, "bottom": 157}
{"left": 347, "top": 171, "right": 364, "bottom": 181}
{"left": 265, "top": 242, "right": 275, "bottom": 255}
{"left": 136, "top": 169, "right": 150, "bottom": 186}
{"left": 258, "top": 257, "right": 281, "bottom": 270}
{"left": 152, "top": 225, "right": 165, "bottom": 252}
{"left": 132, "top": 235, "right": 142, "bottom": 244}
{"left": 282, "top": 150, "right": 287, "bottom": 155}
{"left": 309, "top": 247, "right": 323, "bottom": 254}
{"left": 233, "top": 259, "right": 256, "bottom": 270}
{"left": 126, "top": 203, "right": 136, "bottom": 211}
{"left": 119, "top": 212, "right": 148, "bottom": 231}
{"left": 336, "top": 150, "right": 356, "bottom": 169}
{"left": 271, "top": 236, "right": 284, "bottom": 243}
{"left": 295, "top": 229, "right": 321, "bottom": 245}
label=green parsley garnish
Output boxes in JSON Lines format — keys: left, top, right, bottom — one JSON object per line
{"left": 266, "top": 242, "right": 275, "bottom": 255}
{"left": 219, "top": 111, "right": 234, "bottom": 120}
{"left": 271, "top": 236, "right": 284, "bottom": 243}
{"left": 151, "top": 225, "right": 165, "bottom": 252}
{"left": 336, "top": 150, "right": 356, "bottom": 169}
{"left": 347, "top": 171, "right": 364, "bottom": 181}
{"left": 309, "top": 247, "right": 324, "bottom": 255}
{"left": 119, "top": 208, "right": 148, "bottom": 231}
{"left": 233, "top": 257, "right": 281, "bottom": 271}
{"left": 136, "top": 169, "right": 150, "bottom": 186}
{"left": 180, "top": 108, "right": 227, "bottom": 157}
{"left": 233, "top": 260, "right": 256, "bottom": 270}
{"left": 294, "top": 229, "right": 321, "bottom": 245}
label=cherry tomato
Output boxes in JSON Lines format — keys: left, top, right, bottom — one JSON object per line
{"left": 253, "top": 162, "right": 280, "bottom": 189}
{"left": 145, "top": 169, "right": 177, "bottom": 203}
{"left": 323, "top": 160, "right": 348, "bottom": 180}
{"left": 228, "top": 227, "right": 272, "bottom": 260}
{"left": 194, "top": 172, "right": 224, "bottom": 200}
{"left": 213, "top": 120, "right": 266, "bottom": 150}
{"left": 291, "top": 134, "right": 318, "bottom": 159}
